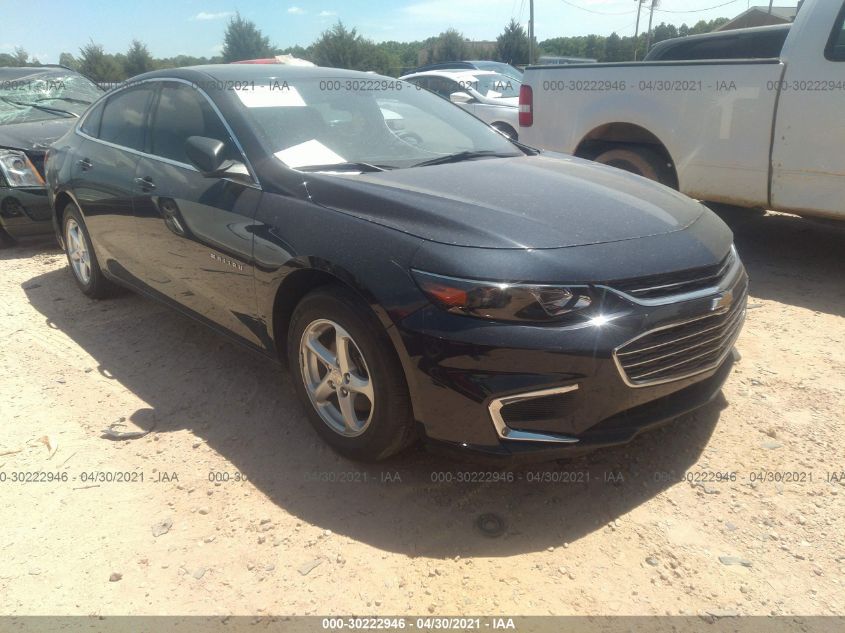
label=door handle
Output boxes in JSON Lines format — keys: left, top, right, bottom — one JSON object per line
{"left": 134, "top": 176, "right": 156, "bottom": 191}
{"left": 77, "top": 158, "right": 93, "bottom": 171}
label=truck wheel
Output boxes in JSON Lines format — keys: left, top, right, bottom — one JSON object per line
{"left": 288, "top": 285, "right": 416, "bottom": 462}
{"left": 594, "top": 146, "right": 674, "bottom": 187}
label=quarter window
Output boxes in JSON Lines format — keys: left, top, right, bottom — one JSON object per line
{"left": 99, "top": 85, "right": 155, "bottom": 151}
{"left": 79, "top": 100, "right": 105, "bottom": 137}
{"left": 149, "top": 83, "right": 238, "bottom": 165}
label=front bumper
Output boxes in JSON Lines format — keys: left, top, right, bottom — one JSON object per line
{"left": 395, "top": 264, "right": 747, "bottom": 462}
{"left": 0, "top": 186, "right": 53, "bottom": 239}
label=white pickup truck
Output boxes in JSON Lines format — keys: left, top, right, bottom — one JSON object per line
{"left": 519, "top": 0, "right": 845, "bottom": 220}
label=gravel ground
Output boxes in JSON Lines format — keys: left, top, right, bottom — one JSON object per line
{"left": 0, "top": 210, "right": 843, "bottom": 617}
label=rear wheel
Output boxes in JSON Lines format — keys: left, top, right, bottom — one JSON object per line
{"left": 62, "top": 203, "right": 119, "bottom": 299}
{"left": 594, "top": 145, "right": 674, "bottom": 187}
{"left": 287, "top": 286, "right": 415, "bottom": 461}
{"left": 0, "top": 227, "right": 15, "bottom": 249}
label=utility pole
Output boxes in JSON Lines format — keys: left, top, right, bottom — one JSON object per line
{"left": 633, "top": 0, "right": 644, "bottom": 60}
{"left": 767, "top": 0, "right": 774, "bottom": 14}
{"left": 644, "top": 0, "right": 658, "bottom": 57}
{"left": 529, "top": 0, "right": 535, "bottom": 65}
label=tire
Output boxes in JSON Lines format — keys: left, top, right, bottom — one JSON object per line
{"left": 594, "top": 146, "right": 674, "bottom": 187}
{"left": 62, "top": 203, "right": 119, "bottom": 299}
{"left": 492, "top": 122, "right": 518, "bottom": 141}
{"left": 287, "top": 285, "right": 415, "bottom": 461}
{"left": 0, "top": 227, "right": 15, "bottom": 249}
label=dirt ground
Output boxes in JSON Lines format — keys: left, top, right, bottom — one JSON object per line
{"left": 0, "top": 210, "right": 843, "bottom": 618}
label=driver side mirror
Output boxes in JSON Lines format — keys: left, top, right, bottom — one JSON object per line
{"left": 185, "top": 136, "right": 243, "bottom": 177}
{"left": 449, "top": 91, "right": 474, "bottom": 105}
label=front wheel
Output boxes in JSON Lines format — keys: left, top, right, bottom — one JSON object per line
{"left": 287, "top": 286, "right": 415, "bottom": 461}
{"left": 0, "top": 227, "right": 15, "bottom": 249}
{"left": 62, "top": 203, "right": 119, "bottom": 299}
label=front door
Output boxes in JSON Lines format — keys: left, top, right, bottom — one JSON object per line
{"left": 132, "top": 81, "right": 264, "bottom": 347}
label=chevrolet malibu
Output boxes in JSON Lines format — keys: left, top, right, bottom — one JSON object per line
{"left": 45, "top": 65, "right": 747, "bottom": 462}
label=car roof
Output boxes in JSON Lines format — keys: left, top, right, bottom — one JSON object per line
{"left": 130, "top": 64, "right": 385, "bottom": 84}
{"left": 401, "top": 69, "right": 498, "bottom": 81}
{"left": 0, "top": 65, "right": 84, "bottom": 79}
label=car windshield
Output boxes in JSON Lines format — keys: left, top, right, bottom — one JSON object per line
{"left": 235, "top": 77, "right": 522, "bottom": 171}
{"left": 473, "top": 62, "right": 523, "bottom": 80}
{"left": 0, "top": 68, "right": 102, "bottom": 125}
{"left": 466, "top": 72, "right": 520, "bottom": 98}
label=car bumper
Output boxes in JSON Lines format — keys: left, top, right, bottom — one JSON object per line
{"left": 0, "top": 186, "right": 53, "bottom": 239}
{"left": 394, "top": 267, "right": 747, "bottom": 462}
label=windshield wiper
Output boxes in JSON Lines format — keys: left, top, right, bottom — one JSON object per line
{"left": 410, "top": 150, "right": 520, "bottom": 168}
{"left": 0, "top": 97, "right": 79, "bottom": 118}
{"left": 297, "top": 162, "right": 390, "bottom": 173}
{"left": 34, "top": 96, "right": 93, "bottom": 106}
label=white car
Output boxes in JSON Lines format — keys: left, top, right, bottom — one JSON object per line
{"left": 400, "top": 69, "right": 521, "bottom": 140}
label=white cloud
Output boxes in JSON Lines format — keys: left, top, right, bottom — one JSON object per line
{"left": 288, "top": 6, "right": 306, "bottom": 14}
{"left": 192, "top": 11, "right": 233, "bottom": 21}
{"left": 318, "top": 10, "right": 337, "bottom": 17}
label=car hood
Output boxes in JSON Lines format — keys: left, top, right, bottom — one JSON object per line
{"left": 303, "top": 154, "right": 707, "bottom": 249}
{"left": 0, "top": 118, "right": 75, "bottom": 151}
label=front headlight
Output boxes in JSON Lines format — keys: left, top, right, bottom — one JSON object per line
{"left": 412, "top": 270, "right": 593, "bottom": 323}
{"left": 0, "top": 149, "right": 45, "bottom": 188}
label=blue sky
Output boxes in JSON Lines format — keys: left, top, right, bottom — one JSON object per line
{"left": 2, "top": 0, "right": 780, "bottom": 63}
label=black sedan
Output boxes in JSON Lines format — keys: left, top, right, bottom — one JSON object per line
{"left": 0, "top": 66, "right": 102, "bottom": 246}
{"left": 45, "top": 65, "right": 747, "bottom": 462}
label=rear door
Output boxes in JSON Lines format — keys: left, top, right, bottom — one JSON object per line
{"left": 132, "top": 80, "right": 264, "bottom": 346}
{"left": 73, "top": 83, "right": 155, "bottom": 281}
{"left": 770, "top": 1, "right": 845, "bottom": 218}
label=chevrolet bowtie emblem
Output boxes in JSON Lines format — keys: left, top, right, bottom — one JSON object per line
{"left": 711, "top": 289, "right": 734, "bottom": 312}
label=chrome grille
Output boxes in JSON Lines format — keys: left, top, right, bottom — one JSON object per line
{"left": 614, "top": 281, "right": 747, "bottom": 387}
{"left": 608, "top": 248, "right": 736, "bottom": 301}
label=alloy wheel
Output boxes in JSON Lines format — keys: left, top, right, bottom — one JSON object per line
{"left": 299, "top": 319, "right": 375, "bottom": 437}
{"left": 65, "top": 217, "right": 91, "bottom": 285}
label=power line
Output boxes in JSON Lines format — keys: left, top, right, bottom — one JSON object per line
{"left": 655, "top": 0, "right": 741, "bottom": 13}
{"left": 558, "top": 0, "right": 637, "bottom": 16}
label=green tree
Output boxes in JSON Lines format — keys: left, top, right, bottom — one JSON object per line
{"left": 604, "top": 32, "right": 624, "bottom": 62}
{"left": 77, "top": 42, "right": 124, "bottom": 82}
{"left": 124, "top": 39, "right": 155, "bottom": 77}
{"left": 431, "top": 29, "right": 466, "bottom": 62}
{"left": 13, "top": 47, "right": 29, "bottom": 66}
{"left": 379, "top": 40, "right": 426, "bottom": 73}
{"left": 360, "top": 42, "right": 401, "bottom": 76}
{"left": 496, "top": 18, "right": 529, "bottom": 65}
{"left": 221, "top": 12, "right": 274, "bottom": 62}
{"left": 311, "top": 22, "right": 365, "bottom": 69}
{"left": 59, "top": 52, "right": 79, "bottom": 70}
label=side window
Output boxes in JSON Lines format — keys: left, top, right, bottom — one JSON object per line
{"left": 826, "top": 2, "right": 845, "bottom": 61}
{"left": 79, "top": 100, "right": 105, "bottom": 137}
{"left": 99, "top": 85, "right": 155, "bottom": 151}
{"left": 149, "top": 83, "right": 239, "bottom": 165}
{"left": 429, "top": 77, "right": 460, "bottom": 98}
{"left": 408, "top": 77, "right": 429, "bottom": 91}
{"left": 685, "top": 36, "right": 742, "bottom": 60}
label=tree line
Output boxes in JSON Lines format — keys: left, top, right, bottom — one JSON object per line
{"left": 1, "top": 13, "right": 731, "bottom": 82}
